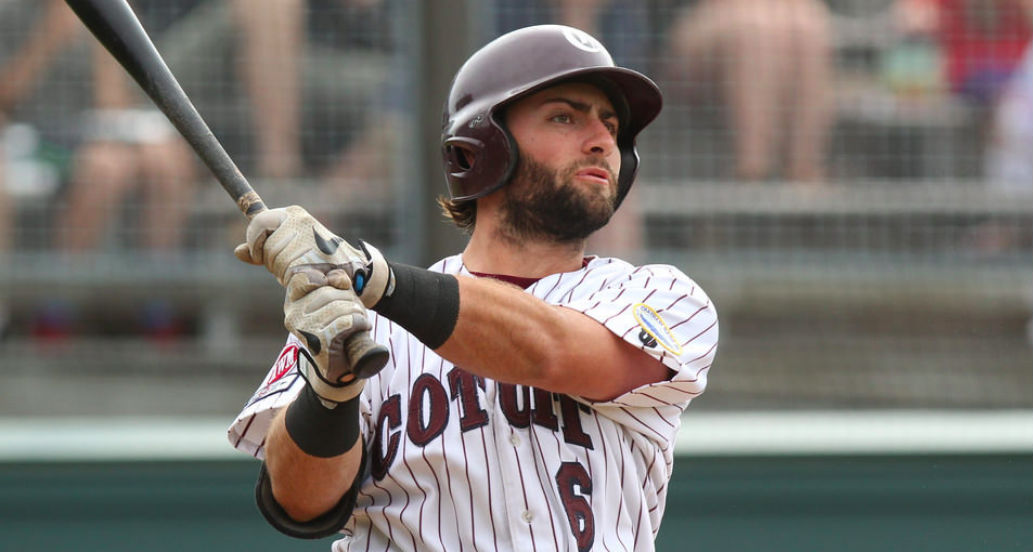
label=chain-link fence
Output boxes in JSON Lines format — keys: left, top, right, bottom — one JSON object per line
{"left": 1, "top": 0, "right": 1030, "bottom": 416}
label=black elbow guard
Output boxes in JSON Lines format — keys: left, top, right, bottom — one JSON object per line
{"left": 254, "top": 450, "right": 366, "bottom": 539}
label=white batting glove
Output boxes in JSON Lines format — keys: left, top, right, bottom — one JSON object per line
{"left": 284, "top": 266, "right": 369, "bottom": 405}
{"left": 234, "top": 206, "right": 392, "bottom": 308}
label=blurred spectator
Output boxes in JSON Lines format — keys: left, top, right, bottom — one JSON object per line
{"left": 490, "top": 0, "right": 651, "bottom": 65}
{"left": 0, "top": 0, "right": 79, "bottom": 252}
{"left": 893, "top": 0, "right": 1031, "bottom": 182}
{"left": 230, "top": 0, "right": 305, "bottom": 179}
{"left": 965, "top": 40, "right": 1033, "bottom": 257}
{"left": 0, "top": 116, "right": 7, "bottom": 338}
{"left": 487, "top": 0, "right": 652, "bottom": 262}
{"left": 664, "top": 0, "right": 834, "bottom": 182}
{"left": 1, "top": 0, "right": 197, "bottom": 340}
{"left": 1, "top": 0, "right": 197, "bottom": 253}
{"left": 986, "top": 41, "right": 1033, "bottom": 192}
{"left": 83, "top": 0, "right": 304, "bottom": 182}
{"left": 896, "top": 0, "right": 1033, "bottom": 108}
{"left": 0, "top": 118, "right": 9, "bottom": 256}
{"left": 316, "top": 0, "right": 404, "bottom": 193}
{"left": 228, "top": 0, "right": 400, "bottom": 183}
{"left": 1, "top": 0, "right": 83, "bottom": 339}
{"left": 56, "top": 44, "right": 197, "bottom": 252}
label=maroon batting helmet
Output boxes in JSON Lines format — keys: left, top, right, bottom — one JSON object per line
{"left": 441, "top": 25, "right": 662, "bottom": 208}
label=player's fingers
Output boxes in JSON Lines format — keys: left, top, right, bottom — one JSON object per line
{"left": 284, "top": 204, "right": 317, "bottom": 226}
{"left": 285, "top": 266, "right": 328, "bottom": 301}
{"left": 300, "top": 286, "right": 356, "bottom": 315}
{"left": 314, "top": 309, "right": 371, "bottom": 338}
{"left": 326, "top": 268, "right": 353, "bottom": 291}
{"left": 245, "top": 208, "right": 288, "bottom": 260}
{"left": 248, "top": 207, "right": 288, "bottom": 236}
{"left": 308, "top": 305, "right": 367, "bottom": 339}
{"left": 292, "top": 305, "right": 360, "bottom": 352}
{"left": 233, "top": 243, "right": 259, "bottom": 265}
{"left": 263, "top": 227, "right": 306, "bottom": 280}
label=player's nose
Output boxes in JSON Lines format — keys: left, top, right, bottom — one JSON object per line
{"left": 582, "top": 117, "right": 617, "bottom": 157}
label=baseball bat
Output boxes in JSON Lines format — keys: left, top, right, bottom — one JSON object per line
{"left": 65, "top": 0, "right": 389, "bottom": 379}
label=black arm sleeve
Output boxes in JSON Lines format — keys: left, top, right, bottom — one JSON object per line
{"left": 372, "top": 262, "right": 460, "bottom": 349}
{"left": 254, "top": 446, "right": 367, "bottom": 539}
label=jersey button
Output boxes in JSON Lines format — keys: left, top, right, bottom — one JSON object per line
{"left": 521, "top": 510, "right": 533, "bottom": 523}
{"left": 509, "top": 434, "right": 521, "bottom": 447}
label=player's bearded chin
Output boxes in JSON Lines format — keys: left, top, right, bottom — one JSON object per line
{"left": 500, "top": 154, "right": 616, "bottom": 245}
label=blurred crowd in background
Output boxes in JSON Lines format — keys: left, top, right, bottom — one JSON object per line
{"left": 0, "top": 0, "right": 1030, "bottom": 413}
{"left": 1, "top": 0, "right": 1029, "bottom": 254}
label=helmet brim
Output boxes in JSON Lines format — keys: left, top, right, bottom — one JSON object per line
{"left": 493, "top": 66, "right": 663, "bottom": 142}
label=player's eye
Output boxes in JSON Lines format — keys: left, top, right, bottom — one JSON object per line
{"left": 549, "top": 112, "right": 573, "bottom": 124}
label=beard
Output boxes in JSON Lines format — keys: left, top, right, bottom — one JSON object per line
{"left": 499, "top": 154, "right": 617, "bottom": 246}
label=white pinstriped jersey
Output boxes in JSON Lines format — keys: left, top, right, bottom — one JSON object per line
{"left": 228, "top": 254, "right": 718, "bottom": 551}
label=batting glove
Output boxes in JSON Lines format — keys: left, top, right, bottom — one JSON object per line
{"left": 284, "top": 265, "right": 371, "bottom": 404}
{"left": 234, "top": 206, "right": 393, "bottom": 308}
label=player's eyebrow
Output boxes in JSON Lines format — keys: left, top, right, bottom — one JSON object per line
{"left": 540, "top": 97, "right": 618, "bottom": 126}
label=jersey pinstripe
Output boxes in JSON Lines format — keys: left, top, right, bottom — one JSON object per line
{"left": 228, "top": 254, "right": 719, "bottom": 551}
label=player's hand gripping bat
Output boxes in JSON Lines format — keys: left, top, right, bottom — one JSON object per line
{"left": 65, "top": 0, "right": 389, "bottom": 379}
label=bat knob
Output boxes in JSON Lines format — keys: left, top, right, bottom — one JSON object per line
{"left": 344, "top": 332, "right": 390, "bottom": 379}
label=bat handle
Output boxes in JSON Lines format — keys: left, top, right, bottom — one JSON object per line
{"left": 237, "top": 190, "right": 269, "bottom": 220}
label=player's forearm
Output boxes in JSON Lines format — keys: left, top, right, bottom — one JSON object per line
{"left": 437, "top": 276, "right": 571, "bottom": 388}
{"left": 264, "top": 407, "right": 363, "bottom": 522}
{"left": 442, "top": 276, "right": 668, "bottom": 399}
{"left": 371, "top": 265, "right": 563, "bottom": 387}
{"left": 371, "top": 264, "right": 668, "bottom": 399}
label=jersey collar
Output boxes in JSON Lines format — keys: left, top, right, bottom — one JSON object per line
{"left": 467, "top": 257, "right": 591, "bottom": 289}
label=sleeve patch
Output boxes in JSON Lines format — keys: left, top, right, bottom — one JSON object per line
{"left": 267, "top": 344, "right": 299, "bottom": 385}
{"left": 246, "top": 343, "right": 300, "bottom": 406}
{"left": 633, "top": 303, "right": 683, "bottom": 355}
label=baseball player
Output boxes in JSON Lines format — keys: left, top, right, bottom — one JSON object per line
{"left": 228, "top": 24, "right": 719, "bottom": 552}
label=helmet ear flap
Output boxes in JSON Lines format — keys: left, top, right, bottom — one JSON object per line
{"left": 443, "top": 136, "right": 482, "bottom": 177}
{"left": 442, "top": 119, "right": 517, "bottom": 202}
{"left": 454, "top": 148, "right": 474, "bottom": 171}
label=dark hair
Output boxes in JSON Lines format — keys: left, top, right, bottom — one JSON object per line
{"left": 437, "top": 195, "right": 477, "bottom": 232}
